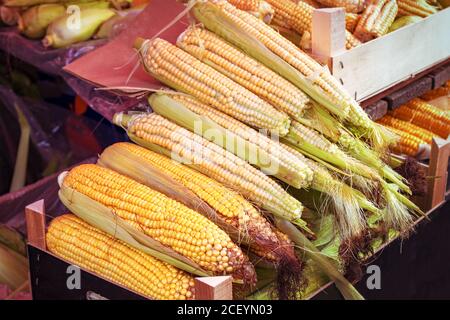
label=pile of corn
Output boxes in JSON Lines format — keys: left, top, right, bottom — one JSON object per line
{"left": 49, "top": 0, "right": 438, "bottom": 301}
{"left": 0, "top": 0, "right": 143, "bottom": 48}
{"left": 377, "top": 97, "right": 450, "bottom": 157}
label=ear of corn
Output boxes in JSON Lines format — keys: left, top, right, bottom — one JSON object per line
{"left": 266, "top": 0, "right": 361, "bottom": 49}
{"left": 42, "top": 8, "right": 115, "bottom": 48}
{"left": 397, "top": 0, "right": 439, "bottom": 17}
{"left": 47, "top": 214, "right": 196, "bottom": 300}
{"left": 377, "top": 115, "right": 436, "bottom": 144}
{"left": 382, "top": 126, "right": 428, "bottom": 157}
{"left": 98, "top": 143, "right": 304, "bottom": 299}
{"left": 354, "top": 0, "right": 398, "bottom": 42}
{"left": 0, "top": 225, "right": 26, "bottom": 257}
{"left": 113, "top": 112, "right": 312, "bottom": 235}
{"left": 60, "top": 164, "right": 256, "bottom": 284}
{"left": 18, "top": 4, "right": 66, "bottom": 39}
{"left": 0, "top": 242, "right": 28, "bottom": 291}
{"left": 227, "top": 0, "right": 275, "bottom": 22}
{"left": 135, "top": 37, "right": 291, "bottom": 136}
{"left": 388, "top": 15, "right": 422, "bottom": 32}
{"left": 149, "top": 93, "right": 313, "bottom": 189}
{"left": 315, "top": 0, "right": 366, "bottom": 13}
{"left": 192, "top": 0, "right": 396, "bottom": 151}
{"left": 406, "top": 98, "right": 450, "bottom": 127}
{"left": 176, "top": 26, "right": 312, "bottom": 121}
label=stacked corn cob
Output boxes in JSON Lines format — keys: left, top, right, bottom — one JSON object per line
{"left": 47, "top": 214, "right": 196, "bottom": 300}
{"left": 397, "top": 0, "right": 440, "bottom": 17}
{"left": 315, "top": 0, "right": 366, "bottom": 13}
{"left": 354, "top": 0, "right": 398, "bottom": 42}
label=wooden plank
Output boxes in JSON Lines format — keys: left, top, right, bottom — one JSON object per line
{"left": 194, "top": 276, "right": 233, "bottom": 300}
{"left": 25, "top": 200, "right": 46, "bottom": 250}
{"left": 331, "top": 8, "right": 450, "bottom": 101}
{"left": 427, "top": 138, "right": 450, "bottom": 210}
{"left": 312, "top": 8, "right": 346, "bottom": 64}
{"left": 385, "top": 77, "right": 433, "bottom": 109}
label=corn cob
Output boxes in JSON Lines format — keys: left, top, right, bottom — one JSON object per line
{"left": 391, "top": 105, "right": 450, "bottom": 138}
{"left": 315, "top": 0, "right": 366, "bottom": 13}
{"left": 406, "top": 98, "right": 450, "bottom": 127}
{"left": 47, "top": 214, "right": 196, "bottom": 300}
{"left": 227, "top": 0, "right": 274, "bottom": 22}
{"left": 135, "top": 37, "right": 291, "bottom": 136}
{"left": 18, "top": 4, "right": 65, "bottom": 39}
{"left": 98, "top": 142, "right": 300, "bottom": 267}
{"left": 192, "top": 0, "right": 396, "bottom": 150}
{"left": 420, "top": 86, "right": 449, "bottom": 101}
{"left": 149, "top": 93, "right": 313, "bottom": 189}
{"left": 266, "top": 0, "right": 362, "bottom": 49}
{"left": 397, "top": 0, "right": 439, "bottom": 17}
{"left": 113, "top": 112, "right": 311, "bottom": 233}
{"left": 296, "top": 0, "right": 322, "bottom": 8}
{"left": 388, "top": 15, "right": 422, "bottom": 32}
{"left": 62, "top": 164, "right": 256, "bottom": 283}
{"left": 345, "top": 13, "right": 360, "bottom": 32}
{"left": 354, "top": 0, "right": 398, "bottom": 42}
{"left": 177, "top": 26, "right": 312, "bottom": 122}
{"left": 383, "top": 127, "right": 426, "bottom": 157}
{"left": 377, "top": 115, "right": 436, "bottom": 144}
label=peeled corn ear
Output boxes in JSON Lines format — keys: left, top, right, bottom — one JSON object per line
{"left": 354, "top": 0, "right": 398, "bottom": 42}
{"left": 47, "top": 214, "right": 196, "bottom": 300}
{"left": 315, "top": 0, "right": 366, "bottom": 13}
{"left": 61, "top": 164, "right": 257, "bottom": 284}
{"left": 397, "top": 0, "right": 439, "bottom": 17}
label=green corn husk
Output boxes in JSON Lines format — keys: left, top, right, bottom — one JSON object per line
{"left": 0, "top": 243, "right": 28, "bottom": 291}
{"left": 149, "top": 93, "right": 310, "bottom": 189}
{"left": 18, "top": 4, "right": 66, "bottom": 39}
{"left": 69, "top": 1, "right": 111, "bottom": 9}
{"left": 10, "top": 105, "right": 30, "bottom": 193}
{"left": 4, "top": 0, "right": 92, "bottom": 7}
{"left": 191, "top": 0, "right": 397, "bottom": 151}
{"left": 58, "top": 172, "right": 212, "bottom": 278}
{"left": 42, "top": 8, "right": 115, "bottom": 48}
{"left": 389, "top": 16, "right": 422, "bottom": 32}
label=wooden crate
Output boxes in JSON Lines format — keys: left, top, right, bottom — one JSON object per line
{"left": 25, "top": 201, "right": 233, "bottom": 300}
{"left": 312, "top": 8, "right": 450, "bottom": 102}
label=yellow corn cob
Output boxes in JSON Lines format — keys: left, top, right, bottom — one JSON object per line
{"left": 397, "top": 0, "right": 439, "bottom": 17}
{"left": 166, "top": 93, "right": 314, "bottom": 187}
{"left": 99, "top": 142, "right": 300, "bottom": 267}
{"left": 315, "top": 0, "right": 366, "bottom": 13}
{"left": 62, "top": 164, "right": 256, "bottom": 283}
{"left": 346, "top": 13, "right": 360, "bottom": 32}
{"left": 192, "top": 0, "right": 396, "bottom": 152}
{"left": 377, "top": 115, "right": 436, "bottom": 144}
{"left": 47, "top": 214, "right": 196, "bottom": 300}
{"left": 391, "top": 105, "right": 450, "bottom": 138}
{"left": 136, "top": 38, "right": 291, "bottom": 136}
{"left": 296, "top": 0, "right": 322, "bottom": 8}
{"left": 113, "top": 112, "right": 310, "bottom": 233}
{"left": 354, "top": 0, "right": 398, "bottom": 42}
{"left": 406, "top": 98, "right": 450, "bottom": 127}
{"left": 227, "top": 0, "right": 274, "bottom": 22}
{"left": 383, "top": 127, "right": 425, "bottom": 156}
{"left": 267, "top": 0, "right": 361, "bottom": 49}
{"left": 177, "top": 26, "right": 312, "bottom": 121}
{"left": 421, "top": 86, "right": 450, "bottom": 101}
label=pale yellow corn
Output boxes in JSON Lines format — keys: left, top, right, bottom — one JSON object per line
{"left": 354, "top": 0, "right": 398, "bottom": 42}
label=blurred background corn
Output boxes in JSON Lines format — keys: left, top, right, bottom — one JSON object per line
{"left": 136, "top": 38, "right": 291, "bottom": 136}
{"left": 354, "top": 0, "right": 398, "bottom": 42}
{"left": 345, "top": 13, "right": 360, "bottom": 32}
{"left": 113, "top": 112, "right": 310, "bottom": 233}
{"left": 18, "top": 4, "right": 65, "bottom": 39}
{"left": 62, "top": 164, "right": 256, "bottom": 283}
{"left": 177, "top": 26, "right": 312, "bottom": 121}
{"left": 47, "top": 214, "right": 196, "bottom": 300}
{"left": 315, "top": 0, "right": 366, "bottom": 13}
{"left": 98, "top": 142, "right": 300, "bottom": 267}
